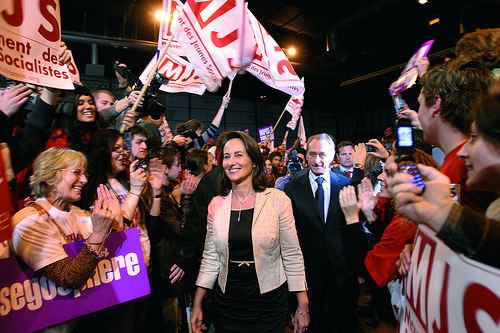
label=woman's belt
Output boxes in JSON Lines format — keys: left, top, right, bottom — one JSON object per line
{"left": 229, "top": 260, "right": 255, "bottom": 267}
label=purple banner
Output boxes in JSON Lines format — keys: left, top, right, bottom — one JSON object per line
{"left": 0, "top": 228, "right": 150, "bottom": 333}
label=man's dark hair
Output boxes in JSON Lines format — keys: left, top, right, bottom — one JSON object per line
{"left": 268, "top": 150, "right": 283, "bottom": 162}
{"left": 296, "top": 147, "right": 307, "bottom": 157}
{"left": 186, "top": 149, "right": 208, "bottom": 176}
{"left": 420, "top": 58, "right": 491, "bottom": 134}
{"left": 217, "top": 131, "right": 267, "bottom": 196}
{"left": 129, "top": 125, "right": 148, "bottom": 141}
{"left": 337, "top": 140, "right": 354, "bottom": 154}
{"left": 175, "top": 119, "right": 203, "bottom": 134}
{"left": 473, "top": 84, "right": 500, "bottom": 146}
{"left": 149, "top": 145, "right": 179, "bottom": 168}
{"left": 455, "top": 28, "right": 500, "bottom": 70}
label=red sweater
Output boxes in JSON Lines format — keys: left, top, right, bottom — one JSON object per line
{"left": 364, "top": 214, "right": 418, "bottom": 287}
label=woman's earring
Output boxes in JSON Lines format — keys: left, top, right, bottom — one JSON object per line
{"left": 253, "top": 164, "right": 256, "bottom": 169}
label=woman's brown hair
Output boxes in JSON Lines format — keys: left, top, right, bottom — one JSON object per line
{"left": 217, "top": 131, "right": 267, "bottom": 196}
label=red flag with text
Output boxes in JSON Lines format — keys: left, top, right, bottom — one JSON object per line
{"left": 140, "top": 53, "right": 206, "bottom": 95}
{"left": 172, "top": 0, "right": 256, "bottom": 92}
{"left": 245, "top": 8, "right": 304, "bottom": 96}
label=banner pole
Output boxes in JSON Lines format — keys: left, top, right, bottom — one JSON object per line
{"left": 264, "top": 106, "right": 287, "bottom": 145}
{"left": 226, "top": 77, "right": 234, "bottom": 96}
{"left": 120, "top": 35, "right": 173, "bottom": 133}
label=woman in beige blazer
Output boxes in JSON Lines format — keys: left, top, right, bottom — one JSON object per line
{"left": 190, "top": 131, "right": 309, "bottom": 333}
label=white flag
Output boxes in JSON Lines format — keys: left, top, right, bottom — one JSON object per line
{"left": 286, "top": 79, "right": 305, "bottom": 130}
{"left": 245, "top": 8, "right": 304, "bottom": 96}
{"left": 139, "top": 53, "right": 206, "bottom": 95}
{"left": 158, "top": 0, "right": 185, "bottom": 56}
{"left": 171, "top": 0, "right": 256, "bottom": 92}
{"left": 298, "top": 116, "right": 306, "bottom": 148}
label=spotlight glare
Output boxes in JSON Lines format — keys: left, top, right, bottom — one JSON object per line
{"left": 155, "top": 10, "right": 168, "bottom": 21}
{"left": 288, "top": 48, "right": 296, "bottom": 56}
{"left": 418, "top": 0, "right": 428, "bottom": 4}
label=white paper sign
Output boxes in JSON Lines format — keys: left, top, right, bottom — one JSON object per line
{"left": 0, "top": 0, "right": 73, "bottom": 89}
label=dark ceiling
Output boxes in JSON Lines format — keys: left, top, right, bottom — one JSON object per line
{"left": 61, "top": 0, "right": 500, "bottom": 109}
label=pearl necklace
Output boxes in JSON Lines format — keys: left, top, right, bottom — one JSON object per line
{"left": 233, "top": 190, "right": 253, "bottom": 222}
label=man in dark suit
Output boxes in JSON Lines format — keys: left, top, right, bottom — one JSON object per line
{"left": 284, "top": 134, "right": 365, "bottom": 333}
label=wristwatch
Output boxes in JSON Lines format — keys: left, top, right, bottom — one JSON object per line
{"left": 353, "top": 163, "right": 364, "bottom": 169}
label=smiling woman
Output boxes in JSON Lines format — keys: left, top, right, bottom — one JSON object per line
{"left": 44, "top": 92, "right": 103, "bottom": 152}
{"left": 190, "top": 131, "right": 309, "bottom": 333}
{"left": 11, "top": 148, "right": 119, "bottom": 330}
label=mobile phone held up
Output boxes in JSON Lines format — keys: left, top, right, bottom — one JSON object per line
{"left": 395, "top": 118, "right": 425, "bottom": 191}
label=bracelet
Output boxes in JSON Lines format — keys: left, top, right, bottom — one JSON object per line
{"left": 85, "top": 228, "right": 112, "bottom": 245}
{"left": 129, "top": 192, "right": 141, "bottom": 198}
{"left": 85, "top": 242, "right": 109, "bottom": 259}
{"left": 296, "top": 309, "right": 309, "bottom": 317}
{"left": 154, "top": 193, "right": 162, "bottom": 199}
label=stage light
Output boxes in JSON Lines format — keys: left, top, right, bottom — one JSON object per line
{"left": 418, "top": 0, "right": 428, "bottom": 4}
{"left": 288, "top": 48, "right": 296, "bottom": 56}
{"left": 155, "top": 10, "right": 168, "bottom": 22}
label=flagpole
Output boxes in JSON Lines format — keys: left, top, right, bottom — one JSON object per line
{"left": 264, "top": 106, "right": 287, "bottom": 145}
{"left": 120, "top": 35, "right": 173, "bottom": 133}
{"left": 227, "top": 77, "right": 234, "bottom": 96}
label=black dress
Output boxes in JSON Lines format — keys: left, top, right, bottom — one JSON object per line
{"left": 212, "top": 208, "right": 288, "bottom": 333}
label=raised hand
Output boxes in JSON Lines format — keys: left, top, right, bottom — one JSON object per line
{"left": 366, "top": 138, "right": 390, "bottom": 160}
{"left": 91, "top": 185, "right": 114, "bottom": 237}
{"left": 416, "top": 57, "right": 430, "bottom": 78}
{"left": 115, "top": 61, "right": 129, "bottom": 89}
{"left": 180, "top": 170, "right": 198, "bottom": 195}
{"left": 130, "top": 160, "right": 147, "bottom": 193}
{"left": 339, "top": 185, "right": 360, "bottom": 224}
{"left": 352, "top": 143, "right": 367, "bottom": 166}
{"left": 0, "top": 84, "right": 33, "bottom": 117}
{"left": 221, "top": 93, "right": 231, "bottom": 109}
{"left": 58, "top": 41, "right": 71, "bottom": 64}
{"left": 148, "top": 158, "right": 166, "bottom": 195}
{"left": 98, "top": 184, "right": 123, "bottom": 229}
{"left": 396, "top": 109, "right": 421, "bottom": 128}
{"left": 172, "top": 134, "right": 191, "bottom": 147}
{"left": 357, "top": 178, "right": 378, "bottom": 222}
{"left": 389, "top": 163, "right": 454, "bottom": 232}
{"left": 127, "top": 90, "right": 144, "bottom": 108}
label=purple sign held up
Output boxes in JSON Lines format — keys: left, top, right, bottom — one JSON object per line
{"left": 389, "top": 40, "right": 435, "bottom": 96}
{"left": 0, "top": 228, "right": 150, "bottom": 333}
{"left": 258, "top": 124, "right": 275, "bottom": 143}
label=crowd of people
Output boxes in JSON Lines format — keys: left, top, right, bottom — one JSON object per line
{"left": 0, "top": 27, "right": 499, "bottom": 333}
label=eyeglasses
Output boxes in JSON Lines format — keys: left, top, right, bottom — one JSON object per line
{"left": 61, "top": 169, "right": 89, "bottom": 178}
{"left": 111, "top": 145, "right": 130, "bottom": 154}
